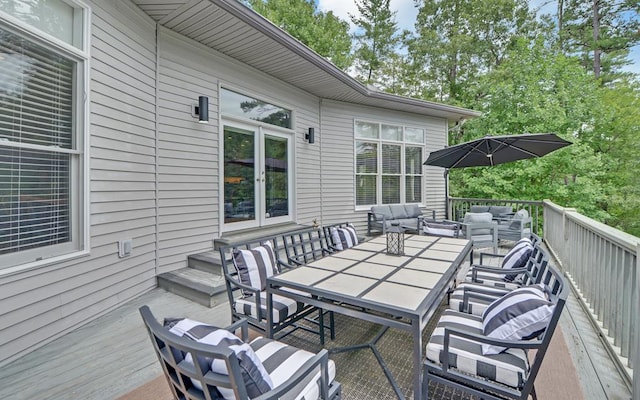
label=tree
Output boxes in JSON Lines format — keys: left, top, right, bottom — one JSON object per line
{"left": 557, "top": 0, "right": 640, "bottom": 80}
{"left": 244, "top": 0, "right": 353, "bottom": 70}
{"left": 588, "top": 81, "right": 640, "bottom": 235}
{"left": 451, "top": 38, "right": 612, "bottom": 220}
{"left": 412, "top": 0, "right": 537, "bottom": 103}
{"left": 350, "top": 0, "right": 399, "bottom": 85}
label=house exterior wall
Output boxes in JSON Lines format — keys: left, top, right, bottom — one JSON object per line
{"left": 319, "top": 100, "right": 449, "bottom": 230}
{"left": 155, "top": 29, "right": 322, "bottom": 274}
{"left": 0, "top": 1, "right": 158, "bottom": 365}
{"left": 0, "top": 0, "right": 451, "bottom": 366}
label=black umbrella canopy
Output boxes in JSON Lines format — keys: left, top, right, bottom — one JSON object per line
{"left": 424, "top": 133, "right": 572, "bottom": 169}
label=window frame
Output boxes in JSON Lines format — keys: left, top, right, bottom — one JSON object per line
{"left": 0, "top": 1, "right": 91, "bottom": 275}
{"left": 354, "top": 119, "right": 425, "bottom": 209}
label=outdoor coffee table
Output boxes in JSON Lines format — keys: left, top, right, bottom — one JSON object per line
{"left": 266, "top": 234, "right": 472, "bottom": 400}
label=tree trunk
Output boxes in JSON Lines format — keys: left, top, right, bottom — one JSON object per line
{"left": 592, "top": 0, "right": 601, "bottom": 78}
{"left": 558, "top": 0, "right": 564, "bottom": 52}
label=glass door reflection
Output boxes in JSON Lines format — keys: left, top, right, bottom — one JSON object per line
{"left": 224, "top": 127, "right": 257, "bottom": 225}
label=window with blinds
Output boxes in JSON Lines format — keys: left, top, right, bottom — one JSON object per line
{"left": 0, "top": 18, "right": 84, "bottom": 266}
{"left": 355, "top": 121, "right": 425, "bottom": 206}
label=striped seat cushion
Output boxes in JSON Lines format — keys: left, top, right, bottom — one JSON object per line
{"left": 235, "top": 292, "right": 305, "bottom": 323}
{"left": 464, "top": 269, "right": 522, "bottom": 289}
{"left": 449, "top": 282, "right": 511, "bottom": 316}
{"left": 251, "top": 337, "right": 337, "bottom": 400}
{"left": 165, "top": 318, "right": 273, "bottom": 399}
{"left": 331, "top": 224, "right": 358, "bottom": 251}
{"left": 426, "top": 309, "right": 529, "bottom": 389}
{"left": 233, "top": 242, "right": 278, "bottom": 295}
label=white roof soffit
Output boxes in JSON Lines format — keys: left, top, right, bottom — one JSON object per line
{"left": 132, "top": 0, "right": 481, "bottom": 121}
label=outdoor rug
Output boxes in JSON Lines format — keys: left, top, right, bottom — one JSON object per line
{"left": 279, "top": 307, "right": 475, "bottom": 400}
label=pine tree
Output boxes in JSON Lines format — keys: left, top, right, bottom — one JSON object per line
{"left": 350, "top": 0, "right": 399, "bottom": 86}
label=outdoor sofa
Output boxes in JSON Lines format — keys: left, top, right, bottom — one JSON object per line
{"left": 367, "top": 204, "right": 435, "bottom": 235}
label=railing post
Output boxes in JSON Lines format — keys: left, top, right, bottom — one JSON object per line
{"left": 563, "top": 207, "right": 576, "bottom": 242}
{"left": 634, "top": 242, "right": 639, "bottom": 400}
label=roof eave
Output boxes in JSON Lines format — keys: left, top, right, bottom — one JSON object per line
{"left": 213, "top": 0, "right": 481, "bottom": 121}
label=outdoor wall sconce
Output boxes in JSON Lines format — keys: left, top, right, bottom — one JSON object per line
{"left": 192, "top": 96, "right": 209, "bottom": 123}
{"left": 386, "top": 223, "right": 405, "bottom": 256}
{"left": 305, "top": 127, "right": 315, "bottom": 144}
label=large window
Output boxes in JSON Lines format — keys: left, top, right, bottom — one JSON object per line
{"left": 355, "top": 121, "right": 425, "bottom": 206}
{"left": 0, "top": 1, "right": 88, "bottom": 269}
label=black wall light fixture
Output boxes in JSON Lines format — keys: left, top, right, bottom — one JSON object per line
{"left": 305, "top": 127, "right": 315, "bottom": 144}
{"left": 193, "top": 96, "right": 209, "bottom": 123}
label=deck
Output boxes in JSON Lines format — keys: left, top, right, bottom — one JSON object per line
{"left": 0, "top": 247, "right": 631, "bottom": 400}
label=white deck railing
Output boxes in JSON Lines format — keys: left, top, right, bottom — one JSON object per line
{"left": 543, "top": 200, "right": 639, "bottom": 398}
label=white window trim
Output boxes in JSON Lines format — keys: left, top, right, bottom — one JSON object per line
{"left": 0, "top": 1, "right": 91, "bottom": 277}
{"left": 354, "top": 119, "right": 426, "bottom": 210}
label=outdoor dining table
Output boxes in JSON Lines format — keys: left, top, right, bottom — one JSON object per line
{"left": 266, "top": 234, "right": 472, "bottom": 400}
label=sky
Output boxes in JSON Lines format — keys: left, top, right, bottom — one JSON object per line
{"left": 316, "top": 0, "right": 639, "bottom": 74}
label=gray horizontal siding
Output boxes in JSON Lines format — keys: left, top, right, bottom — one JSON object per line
{"left": 0, "top": 0, "right": 158, "bottom": 365}
{"left": 156, "top": 33, "right": 220, "bottom": 274}
{"left": 320, "top": 100, "right": 450, "bottom": 233}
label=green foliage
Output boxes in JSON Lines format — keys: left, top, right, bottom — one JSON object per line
{"left": 411, "top": 0, "right": 537, "bottom": 102}
{"left": 350, "top": 0, "right": 399, "bottom": 85}
{"left": 556, "top": 0, "right": 640, "bottom": 81}
{"left": 453, "top": 38, "right": 613, "bottom": 221}
{"left": 244, "top": 0, "right": 352, "bottom": 70}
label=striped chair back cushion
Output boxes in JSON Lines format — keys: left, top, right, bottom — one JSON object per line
{"left": 481, "top": 284, "right": 554, "bottom": 355}
{"left": 166, "top": 318, "right": 273, "bottom": 399}
{"left": 501, "top": 237, "right": 533, "bottom": 281}
{"left": 331, "top": 224, "right": 359, "bottom": 251}
{"left": 233, "top": 241, "right": 278, "bottom": 294}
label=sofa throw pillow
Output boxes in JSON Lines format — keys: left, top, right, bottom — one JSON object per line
{"left": 481, "top": 284, "right": 554, "bottom": 355}
{"left": 501, "top": 238, "right": 533, "bottom": 281}
{"left": 331, "top": 224, "right": 359, "bottom": 251}
{"left": 233, "top": 241, "right": 278, "bottom": 295}
{"left": 165, "top": 318, "right": 273, "bottom": 399}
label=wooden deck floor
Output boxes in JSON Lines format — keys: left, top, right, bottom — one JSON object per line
{"left": 0, "top": 246, "right": 632, "bottom": 400}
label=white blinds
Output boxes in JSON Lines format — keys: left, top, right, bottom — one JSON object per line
{"left": 355, "top": 121, "right": 425, "bottom": 206}
{"left": 0, "top": 27, "right": 74, "bottom": 256}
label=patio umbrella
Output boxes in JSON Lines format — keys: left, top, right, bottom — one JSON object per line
{"left": 424, "top": 133, "right": 572, "bottom": 218}
{"left": 424, "top": 133, "right": 572, "bottom": 169}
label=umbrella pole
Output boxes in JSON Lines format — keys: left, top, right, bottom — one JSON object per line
{"left": 444, "top": 169, "right": 449, "bottom": 220}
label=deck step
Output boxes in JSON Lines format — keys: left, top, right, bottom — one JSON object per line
{"left": 188, "top": 251, "right": 222, "bottom": 274}
{"left": 157, "top": 268, "right": 227, "bottom": 308}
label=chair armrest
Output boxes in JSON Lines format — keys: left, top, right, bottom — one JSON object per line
{"left": 442, "top": 327, "right": 543, "bottom": 360}
{"left": 253, "top": 349, "right": 333, "bottom": 400}
{"left": 368, "top": 212, "right": 387, "bottom": 222}
{"left": 462, "top": 290, "right": 505, "bottom": 308}
{"left": 478, "top": 251, "right": 505, "bottom": 264}
{"left": 224, "top": 318, "right": 250, "bottom": 341}
{"left": 225, "top": 273, "right": 261, "bottom": 296}
{"left": 437, "top": 327, "right": 545, "bottom": 373}
{"left": 468, "top": 265, "right": 529, "bottom": 282}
